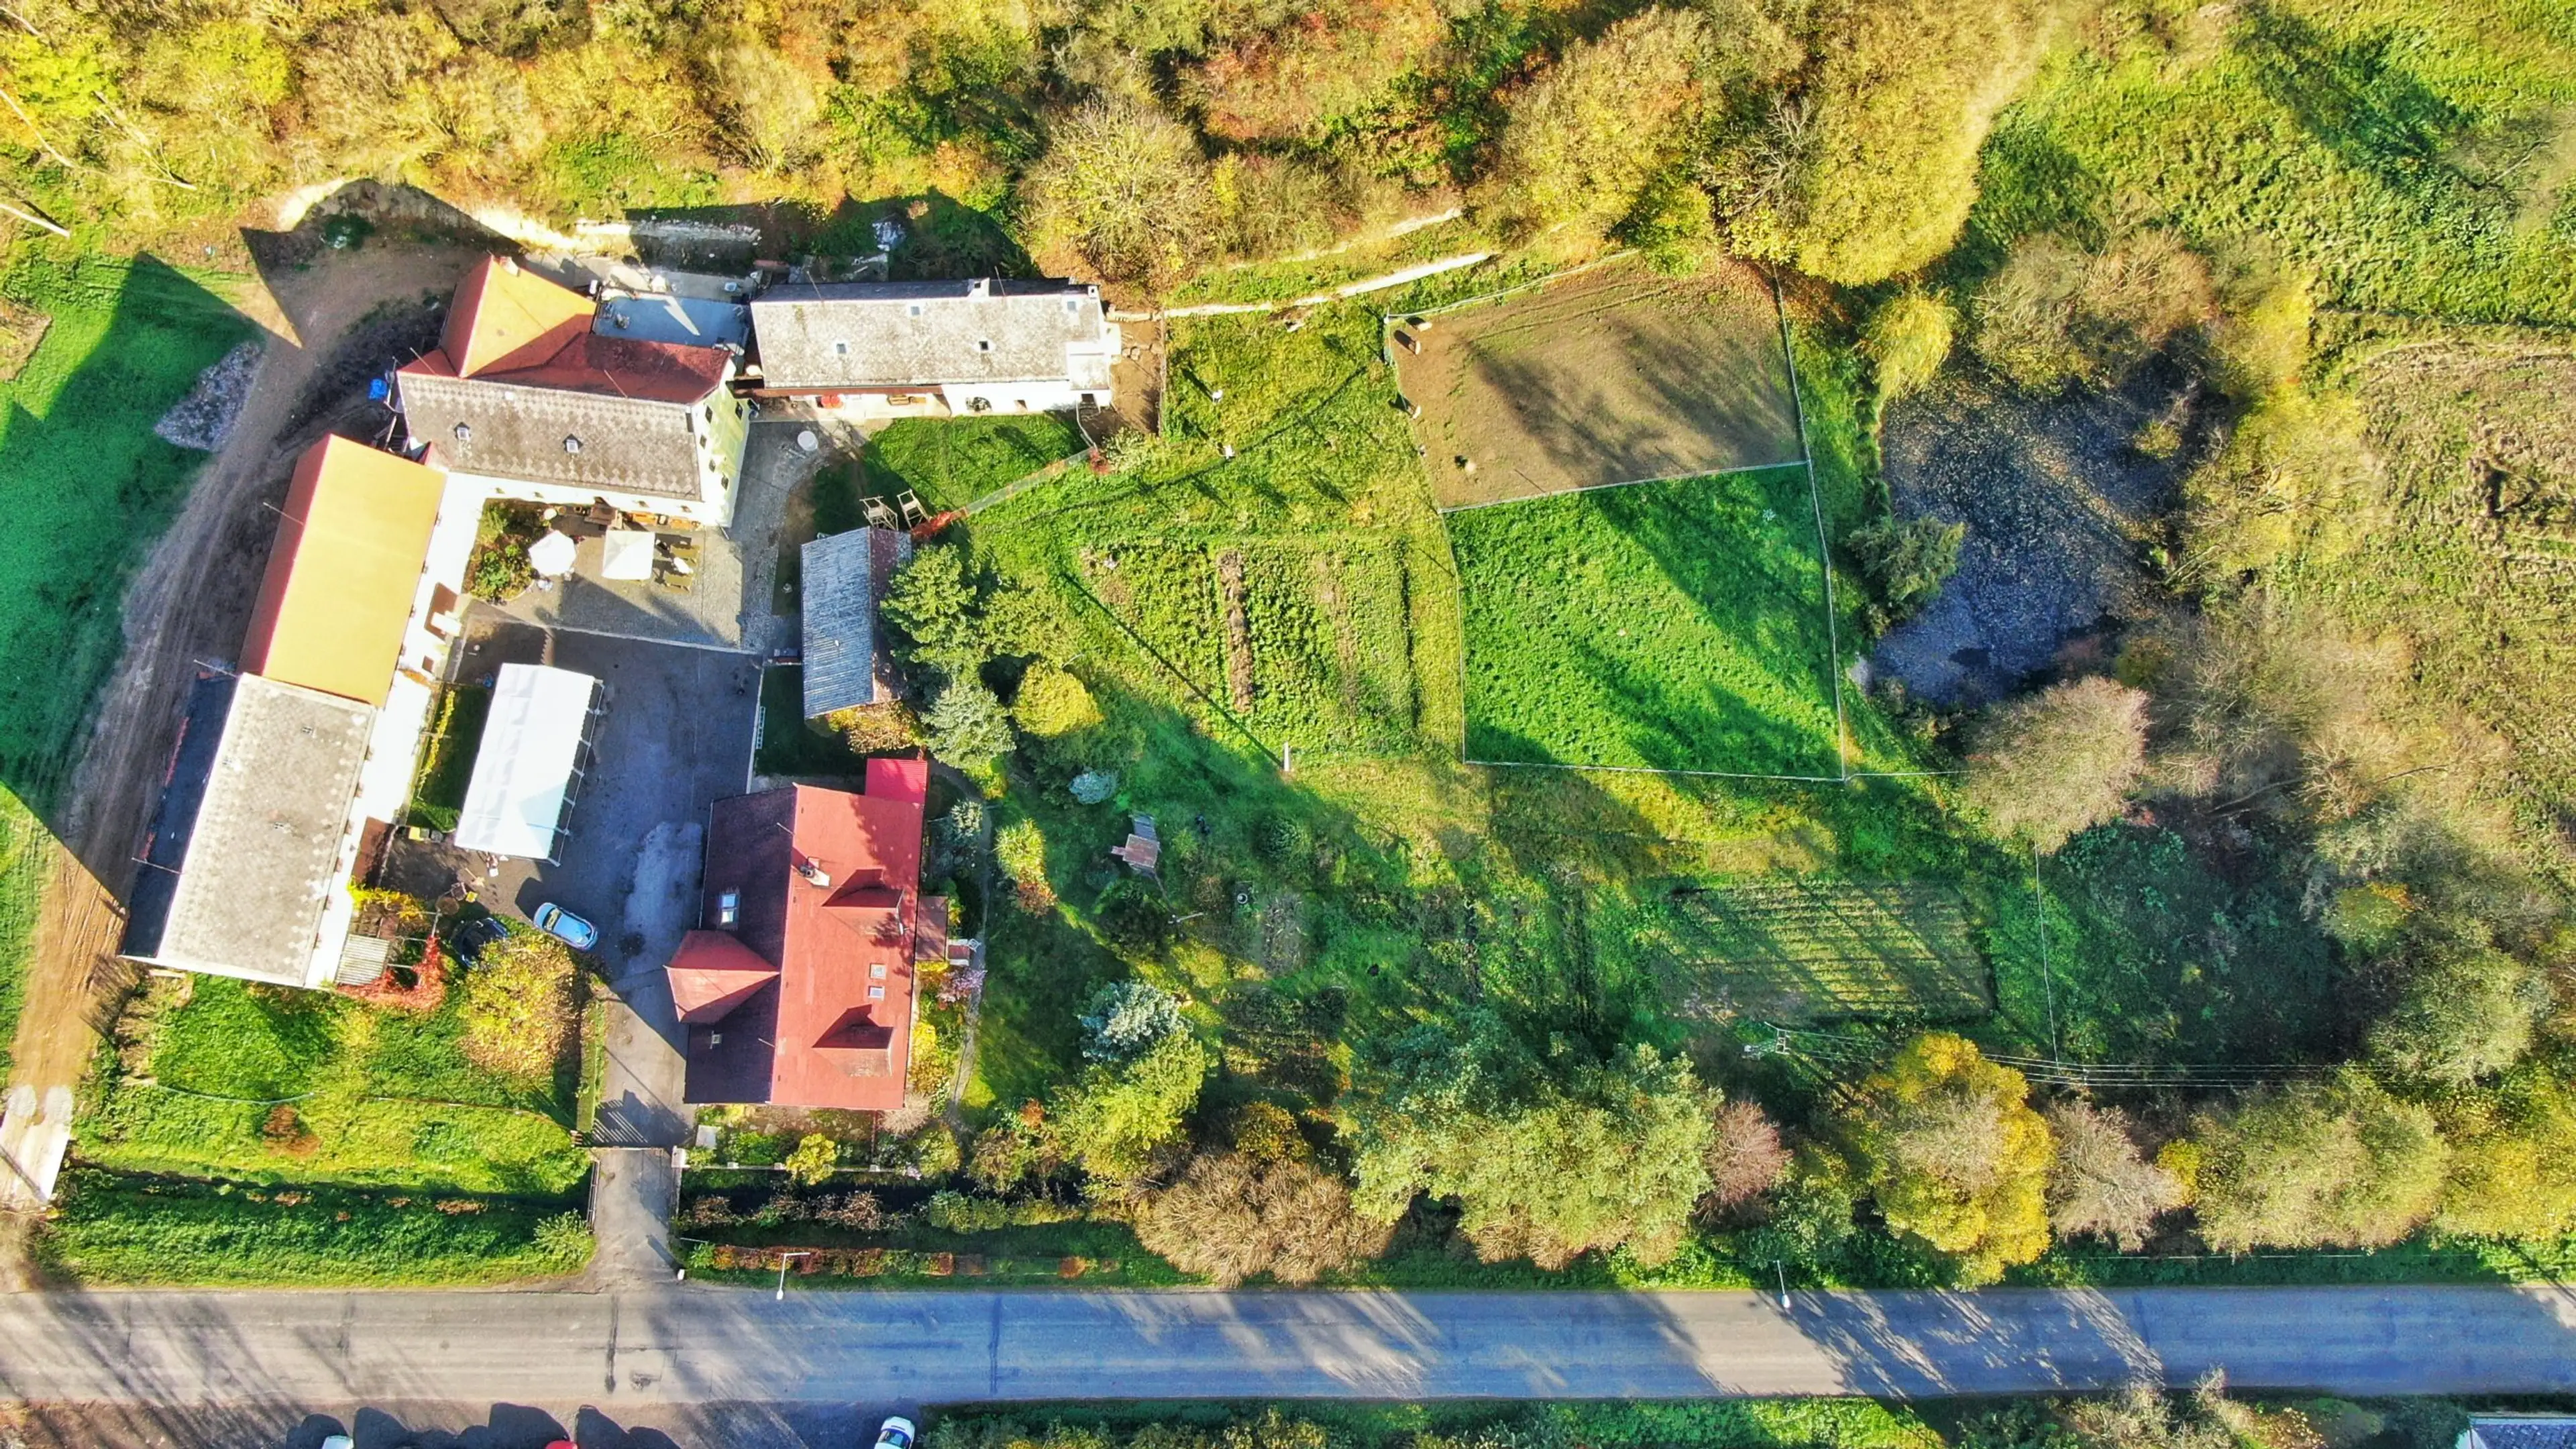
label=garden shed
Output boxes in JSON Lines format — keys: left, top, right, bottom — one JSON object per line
{"left": 452, "top": 663, "right": 604, "bottom": 862}
{"left": 800, "top": 526, "right": 913, "bottom": 716}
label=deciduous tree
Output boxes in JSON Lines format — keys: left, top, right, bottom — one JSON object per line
{"left": 1347, "top": 1023, "right": 1713, "bottom": 1269}
{"left": 458, "top": 931, "right": 579, "bottom": 1083}
{"left": 2187, "top": 1069, "right": 2448, "bottom": 1251}
{"left": 1136, "top": 1151, "right": 1393, "bottom": 1285}
{"left": 1023, "top": 97, "right": 1215, "bottom": 286}
{"left": 1843, "top": 1032, "right": 2053, "bottom": 1281}
{"left": 2044, "top": 1099, "right": 2182, "bottom": 1250}
{"left": 1483, "top": 9, "right": 1713, "bottom": 240}
{"left": 1053, "top": 1032, "right": 1209, "bottom": 1181}
{"left": 1962, "top": 677, "right": 2151, "bottom": 854}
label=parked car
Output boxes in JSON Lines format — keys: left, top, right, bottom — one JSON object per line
{"left": 531, "top": 902, "right": 598, "bottom": 951}
{"left": 875, "top": 1417, "right": 918, "bottom": 1449}
{"left": 443, "top": 913, "right": 506, "bottom": 961}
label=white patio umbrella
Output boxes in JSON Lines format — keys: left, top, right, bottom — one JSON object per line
{"left": 527, "top": 529, "right": 579, "bottom": 578}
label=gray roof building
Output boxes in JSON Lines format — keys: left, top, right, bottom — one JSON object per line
{"left": 396, "top": 371, "right": 711, "bottom": 501}
{"left": 123, "top": 674, "right": 372, "bottom": 987}
{"left": 2465, "top": 1421, "right": 2576, "bottom": 1449}
{"left": 801, "top": 527, "right": 914, "bottom": 716}
{"left": 751, "top": 279, "right": 1117, "bottom": 392}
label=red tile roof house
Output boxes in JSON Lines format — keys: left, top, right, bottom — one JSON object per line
{"left": 667, "top": 757, "right": 947, "bottom": 1110}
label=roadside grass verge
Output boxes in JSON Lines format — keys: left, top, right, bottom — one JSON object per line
{"left": 679, "top": 1214, "right": 1189, "bottom": 1288}
{"left": 926, "top": 1397, "right": 1942, "bottom": 1449}
{"left": 78, "top": 974, "right": 589, "bottom": 1196}
{"left": 38, "top": 1169, "right": 592, "bottom": 1286}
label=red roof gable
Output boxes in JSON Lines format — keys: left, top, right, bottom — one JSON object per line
{"left": 402, "top": 255, "right": 733, "bottom": 407}
{"left": 673, "top": 759, "right": 930, "bottom": 1112}
{"left": 667, "top": 930, "right": 780, "bottom": 1024}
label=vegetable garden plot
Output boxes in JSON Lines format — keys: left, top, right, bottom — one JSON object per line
{"left": 1630, "top": 878, "right": 1988, "bottom": 1023}
{"left": 1393, "top": 260, "right": 1805, "bottom": 511}
{"left": 1081, "top": 537, "right": 1421, "bottom": 756}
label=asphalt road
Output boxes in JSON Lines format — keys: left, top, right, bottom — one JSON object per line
{"left": 3, "top": 1283, "right": 2574, "bottom": 1413}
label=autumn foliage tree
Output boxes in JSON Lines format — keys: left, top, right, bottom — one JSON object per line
{"left": 1962, "top": 678, "right": 2151, "bottom": 853}
{"left": 458, "top": 930, "right": 580, "bottom": 1083}
{"left": 1483, "top": 9, "right": 1715, "bottom": 241}
{"left": 1136, "top": 1151, "right": 1393, "bottom": 1285}
{"left": 1844, "top": 1032, "right": 2054, "bottom": 1281}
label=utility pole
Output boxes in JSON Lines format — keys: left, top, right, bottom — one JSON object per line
{"left": 775, "top": 1250, "right": 812, "bottom": 1300}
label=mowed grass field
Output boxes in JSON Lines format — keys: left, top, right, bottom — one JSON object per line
{"left": 78, "top": 975, "right": 590, "bottom": 1196}
{"left": 1397, "top": 260, "right": 1804, "bottom": 509}
{"left": 1452, "top": 466, "right": 1844, "bottom": 775}
{"left": 0, "top": 253, "right": 252, "bottom": 1072}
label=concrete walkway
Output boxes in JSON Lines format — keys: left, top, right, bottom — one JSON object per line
{"left": 1, "top": 1285, "right": 2573, "bottom": 1407}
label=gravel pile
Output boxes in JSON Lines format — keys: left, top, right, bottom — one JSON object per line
{"left": 1868, "top": 356, "right": 2204, "bottom": 707}
{"left": 153, "top": 339, "right": 262, "bottom": 451}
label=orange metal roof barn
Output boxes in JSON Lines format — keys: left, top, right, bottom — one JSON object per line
{"left": 239, "top": 435, "right": 448, "bottom": 707}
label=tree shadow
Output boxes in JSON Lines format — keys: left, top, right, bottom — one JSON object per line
{"left": 2240, "top": 3, "right": 2481, "bottom": 205}
{"left": 0, "top": 255, "right": 260, "bottom": 839}
{"left": 785, "top": 192, "right": 1037, "bottom": 280}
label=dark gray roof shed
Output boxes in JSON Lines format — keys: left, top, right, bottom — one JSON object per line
{"left": 131, "top": 674, "right": 373, "bottom": 986}
{"left": 801, "top": 527, "right": 915, "bottom": 716}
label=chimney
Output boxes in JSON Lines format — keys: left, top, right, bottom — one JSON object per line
{"left": 969, "top": 278, "right": 991, "bottom": 300}
{"left": 798, "top": 859, "right": 833, "bottom": 890}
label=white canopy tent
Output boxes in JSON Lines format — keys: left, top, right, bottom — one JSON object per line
{"left": 452, "top": 663, "right": 602, "bottom": 861}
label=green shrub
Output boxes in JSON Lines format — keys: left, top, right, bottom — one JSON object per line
{"left": 40, "top": 1171, "right": 592, "bottom": 1286}
{"left": 1862, "top": 289, "right": 1957, "bottom": 402}
{"left": 1846, "top": 515, "right": 1964, "bottom": 627}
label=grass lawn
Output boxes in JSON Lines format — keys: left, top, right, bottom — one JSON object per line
{"left": 0, "top": 252, "right": 252, "bottom": 1071}
{"left": 40, "top": 1169, "right": 591, "bottom": 1286}
{"left": 1452, "top": 467, "right": 1843, "bottom": 775}
{"left": 78, "top": 975, "right": 590, "bottom": 1197}
{"left": 864, "top": 413, "right": 1087, "bottom": 514}
{"left": 0, "top": 254, "right": 253, "bottom": 809}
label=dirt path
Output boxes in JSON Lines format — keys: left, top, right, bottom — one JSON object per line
{"left": 0, "top": 243, "right": 476, "bottom": 1261}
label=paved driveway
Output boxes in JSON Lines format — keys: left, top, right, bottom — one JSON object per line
{"left": 384, "top": 621, "right": 758, "bottom": 975}
{"left": 380, "top": 620, "right": 759, "bottom": 1265}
